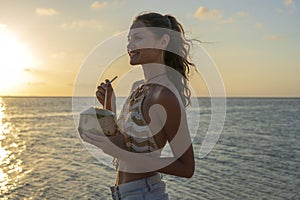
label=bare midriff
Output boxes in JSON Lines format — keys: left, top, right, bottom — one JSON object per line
{"left": 116, "top": 170, "right": 158, "bottom": 185}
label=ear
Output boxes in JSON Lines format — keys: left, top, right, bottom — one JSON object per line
{"left": 160, "top": 34, "right": 170, "bottom": 49}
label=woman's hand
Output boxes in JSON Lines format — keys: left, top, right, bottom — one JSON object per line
{"left": 80, "top": 130, "right": 127, "bottom": 158}
{"left": 96, "top": 79, "right": 116, "bottom": 111}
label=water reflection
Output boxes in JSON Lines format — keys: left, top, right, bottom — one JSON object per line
{"left": 0, "top": 98, "right": 23, "bottom": 195}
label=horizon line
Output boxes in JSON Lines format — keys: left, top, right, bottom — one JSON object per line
{"left": 1, "top": 95, "right": 300, "bottom": 99}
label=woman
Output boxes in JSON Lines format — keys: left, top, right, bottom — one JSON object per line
{"left": 81, "top": 12, "right": 195, "bottom": 199}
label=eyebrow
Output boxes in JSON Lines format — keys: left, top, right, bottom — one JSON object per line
{"left": 127, "top": 32, "right": 141, "bottom": 39}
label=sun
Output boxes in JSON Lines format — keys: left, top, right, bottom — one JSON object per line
{"left": 0, "top": 28, "right": 33, "bottom": 93}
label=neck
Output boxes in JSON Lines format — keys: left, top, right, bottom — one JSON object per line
{"left": 142, "top": 63, "right": 167, "bottom": 82}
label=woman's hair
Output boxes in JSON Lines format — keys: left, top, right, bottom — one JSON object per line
{"left": 133, "top": 12, "right": 195, "bottom": 107}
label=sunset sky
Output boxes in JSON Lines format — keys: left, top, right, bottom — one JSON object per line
{"left": 0, "top": 0, "right": 299, "bottom": 97}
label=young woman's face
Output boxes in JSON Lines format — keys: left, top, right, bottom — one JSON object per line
{"left": 127, "top": 21, "right": 164, "bottom": 65}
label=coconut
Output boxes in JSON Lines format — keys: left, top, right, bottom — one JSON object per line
{"left": 78, "top": 106, "right": 117, "bottom": 137}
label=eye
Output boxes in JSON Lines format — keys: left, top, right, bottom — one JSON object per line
{"left": 128, "top": 35, "right": 142, "bottom": 42}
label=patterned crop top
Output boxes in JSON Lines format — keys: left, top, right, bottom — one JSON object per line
{"left": 117, "top": 82, "right": 160, "bottom": 153}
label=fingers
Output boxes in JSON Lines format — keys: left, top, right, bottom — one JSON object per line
{"left": 96, "top": 82, "right": 112, "bottom": 95}
{"left": 96, "top": 81, "right": 113, "bottom": 105}
{"left": 96, "top": 83, "right": 105, "bottom": 99}
{"left": 81, "top": 132, "right": 115, "bottom": 155}
{"left": 98, "top": 81, "right": 111, "bottom": 90}
{"left": 81, "top": 134, "right": 101, "bottom": 149}
{"left": 81, "top": 132, "right": 107, "bottom": 148}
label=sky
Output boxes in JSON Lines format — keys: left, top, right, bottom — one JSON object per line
{"left": 0, "top": 0, "right": 299, "bottom": 97}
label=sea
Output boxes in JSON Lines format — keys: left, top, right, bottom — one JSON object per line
{"left": 0, "top": 97, "right": 299, "bottom": 200}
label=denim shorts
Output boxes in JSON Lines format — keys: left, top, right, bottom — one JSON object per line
{"left": 110, "top": 173, "right": 168, "bottom": 200}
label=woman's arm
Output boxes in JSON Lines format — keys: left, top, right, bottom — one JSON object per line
{"left": 85, "top": 80, "right": 145, "bottom": 149}
{"left": 85, "top": 82, "right": 194, "bottom": 178}
{"left": 148, "top": 87, "right": 195, "bottom": 178}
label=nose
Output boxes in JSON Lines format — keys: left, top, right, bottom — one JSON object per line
{"left": 127, "top": 40, "right": 135, "bottom": 52}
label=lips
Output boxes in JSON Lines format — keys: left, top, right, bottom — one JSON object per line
{"left": 128, "top": 50, "right": 140, "bottom": 60}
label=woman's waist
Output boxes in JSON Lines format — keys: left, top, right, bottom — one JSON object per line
{"left": 116, "top": 171, "right": 160, "bottom": 185}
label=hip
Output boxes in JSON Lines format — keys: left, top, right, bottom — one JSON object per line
{"left": 110, "top": 173, "right": 168, "bottom": 200}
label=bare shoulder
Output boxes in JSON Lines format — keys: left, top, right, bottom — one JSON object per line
{"left": 145, "top": 84, "right": 186, "bottom": 142}
{"left": 149, "top": 84, "right": 181, "bottom": 109}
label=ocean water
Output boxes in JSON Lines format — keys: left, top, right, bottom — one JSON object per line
{"left": 0, "top": 97, "right": 299, "bottom": 199}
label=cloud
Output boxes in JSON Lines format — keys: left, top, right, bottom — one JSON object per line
{"left": 284, "top": 0, "right": 296, "bottom": 12}
{"left": 221, "top": 11, "right": 247, "bottom": 24}
{"left": 24, "top": 68, "right": 32, "bottom": 72}
{"left": 35, "top": 8, "right": 58, "bottom": 16}
{"left": 284, "top": 0, "right": 294, "bottom": 5}
{"left": 90, "top": 1, "right": 108, "bottom": 9}
{"left": 255, "top": 23, "right": 263, "bottom": 30}
{"left": 194, "top": 6, "right": 222, "bottom": 21}
{"left": 60, "top": 19, "right": 102, "bottom": 30}
{"left": 264, "top": 35, "right": 283, "bottom": 41}
{"left": 276, "top": 0, "right": 296, "bottom": 13}
{"left": 193, "top": 6, "right": 247, "bottom": 24}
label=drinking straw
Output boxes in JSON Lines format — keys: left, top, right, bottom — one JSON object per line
{"left": 104, "top": 76, "right": 118, "bottom": 109}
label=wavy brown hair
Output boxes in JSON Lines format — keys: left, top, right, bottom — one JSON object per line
{"left": 133, "top": 12, "right": 195, "bottom": 107}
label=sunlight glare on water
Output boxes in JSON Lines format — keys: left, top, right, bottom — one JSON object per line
{"left": 0, "top": 97, "right": 9, "bottom": 194}
{"left": 0, "top": 98, "right": 23, "bottom": 197}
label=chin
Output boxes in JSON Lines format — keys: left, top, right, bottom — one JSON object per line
{"left": 129, "top": 60, "right": 141, "bottom": 65}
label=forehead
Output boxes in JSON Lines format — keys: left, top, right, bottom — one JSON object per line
{"left": 128, "top": 21, "right": 152, "bottom": 36}
{"left": 130, "top": 20, "right": 146, "bottom": 29}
